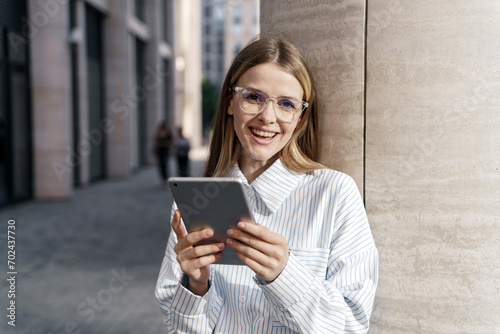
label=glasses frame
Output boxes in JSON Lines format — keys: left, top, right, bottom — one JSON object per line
{"left": 232, "top": 86, "right": 308, "bottom": 124}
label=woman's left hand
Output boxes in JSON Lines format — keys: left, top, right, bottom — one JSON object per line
{"left": 226, "top": 222, "right": 289, "bottom": 282}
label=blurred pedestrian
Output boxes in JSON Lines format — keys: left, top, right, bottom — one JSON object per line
{"left": 175, "top": 127, "right": 190, "bottom": 177}
{"left": 153, "top": 121, "right": 173, "bottom": 188}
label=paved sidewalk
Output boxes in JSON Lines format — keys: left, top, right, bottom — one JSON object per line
{"left": 0, "top": 156, "right": 206, "bottom": 334}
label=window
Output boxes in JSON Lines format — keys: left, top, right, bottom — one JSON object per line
{"left": 233, "top": 43, "right": 241, "bottom": 58}
{"left": 0, "top": 3, "right": 33, "bottom": 205}
{"left": 86, "top": 4, "right": 106, "bottom": 180}
{"left": 233, "top": 4, "right": 242, "bottom": 35}
{"left": 161, "top": 0, "right": 167, "bottom": 41}
{"left": 135, "top": 0, "right": 145, "bottom": 22}
{"left": 204, "top": 5, "right": 211, "bottom": 18}
{"left": 217, "top": 40, "right": 223, "bottom": 55}
{"left": 252, "top": 3, "right": 260, "bottom": 34}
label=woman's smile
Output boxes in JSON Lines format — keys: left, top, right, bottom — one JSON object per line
{"left": 249, "top": 126, "right": 279, "bottom": 141}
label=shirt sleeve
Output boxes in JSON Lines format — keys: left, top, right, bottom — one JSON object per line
{"left": 155, "top": 205, "right": 223, "bottom": 333}
{"left": 256, "top": 175, "right": 379, "bottom": 333}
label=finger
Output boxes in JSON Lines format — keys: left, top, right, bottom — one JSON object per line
{"left": 227, "top": 228, "right": 266, "bottom": 251}
{"left": 171, "top": 210, "right": 188, "bottom": 239}
{"left": 184, "top": 228, "right": 215, "bottom": 246}
{"left": 175, "top": 228, "right": 217, "bottom": 255}
{"left": 235, "top": 221, "right": 277, "bottom": 244}
{"left": 178, "top": 242, "right": 225, "bottom": 262}
{"left": 226, "top": 237, "right": 268, "bottom": 265}
{"left": 184, "top": 252, "right": 223, "bottom": 271}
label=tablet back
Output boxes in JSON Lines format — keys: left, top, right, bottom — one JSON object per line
{"left": 168, "top": 177, "right": 255, "bottom": 265}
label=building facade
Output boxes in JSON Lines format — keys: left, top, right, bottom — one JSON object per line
{"left": 201, "top": 0, "right": 259, "bottom": 88}
{"left": 0, "top": 0, "right": 202, "bottom": 206}
{"left": 223, "top": 0, "right": 259, "bottom": 73}
{"left": 200, "top": 0, "right": 258, "bottom": 138}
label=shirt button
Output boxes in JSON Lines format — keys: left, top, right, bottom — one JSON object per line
{"left": 239, "top": 295, "right": 246, "bottom": 303}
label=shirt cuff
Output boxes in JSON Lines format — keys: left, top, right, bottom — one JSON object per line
{"left": 255, "top": 252, "right": 316, "bottom": 310}
{"left": 171, "top": 275, "right": 214, "bottom": 316}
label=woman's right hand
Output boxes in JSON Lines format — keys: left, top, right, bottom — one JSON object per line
{"left": 171, "top": 210, "right": 225, "bottom": 296}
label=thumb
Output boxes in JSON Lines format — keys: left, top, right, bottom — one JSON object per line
{"left": 171, "top": 210, "right": 188, "bottom": 239}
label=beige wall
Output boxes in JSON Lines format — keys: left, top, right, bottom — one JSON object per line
{"left": 262, "top": 0, "right": 366, "bottom": 193}
{"left": 262, "top": 0, "right": 500, "bottom": 332}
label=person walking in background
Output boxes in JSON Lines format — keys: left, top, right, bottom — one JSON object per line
{"left": 175, "top": 127, "right": 190, "bottom": 177}
{"left": 153, "top": 121, "right": 173, "bottom": 188}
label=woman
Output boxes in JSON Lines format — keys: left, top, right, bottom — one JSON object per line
{"left": 156, "top": 35, "right": 378, "bottom": 333}
{"left": 175, "top": 127, "right": 191, "bottom": 177}
{"left": 153, "top": 121, "right": 173, "bottom": 187}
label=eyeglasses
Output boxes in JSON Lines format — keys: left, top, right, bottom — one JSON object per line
{"left": 232, "top": 86, "right": 308, "bottom": 124}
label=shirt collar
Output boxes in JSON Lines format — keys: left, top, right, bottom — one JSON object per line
{"left": 226, "top": 159, "right": 305, "bottom": 213}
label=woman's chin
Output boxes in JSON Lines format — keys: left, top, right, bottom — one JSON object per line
{"left": 241, "top": 149, "right": 279, "bottom": 165}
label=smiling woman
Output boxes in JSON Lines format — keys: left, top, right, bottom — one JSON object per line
{"left": 156, "top": 35, "right": 379, "bottom": 333}
{"left": 227, "top": 63, "right": 307, "bottom": 182}
{"left": 205, "top": 35, "right": 323, "bottom": 179}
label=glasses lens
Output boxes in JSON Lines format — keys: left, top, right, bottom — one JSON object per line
{"left": 239, "top": 89, "right": 266, "bottom": 113}
{"left": 238, "top": 88, "right": 303, "bottom": 123}
{"left": 275, "top": 98, "right": 302, "bottom": 122}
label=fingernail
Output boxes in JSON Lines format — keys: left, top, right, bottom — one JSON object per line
{"left": 238, "top": 222, "right": 245, "bottom": 229}
{"left": 227, "top": 229, "right": 234, "bottom": 236}
{"left": 218, "top": 243, "right": 225, "bottom": 249}
{"left": 206, "top": 230, "right": 213, "bottom": 236}
{"left": 226, "top": 239, "right": 233, "bottom": 245}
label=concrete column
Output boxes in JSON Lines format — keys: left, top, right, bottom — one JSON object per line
{"left": 365, "top": 1, "right": 500, "bottom": 332}
{"left": 144, "top": 0, "right": 165, "bottom": 166}
{"left": 104, "top": 0, "right": 131, "bottom": 177}
{"left": 262, "top": 0, "right": 500, "bottom": 332}
{"left": 261, "top": 0, "right": 366, "bottom": 193}
{"left": 177, "top": 0, "right": 202, "bottom": 148}
{"left": 29, "top": 0, "right": 73, "bottom": 198}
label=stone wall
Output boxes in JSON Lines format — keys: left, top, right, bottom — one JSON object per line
{"left": 261, "top": 0, "right": 500, "bottom": 332}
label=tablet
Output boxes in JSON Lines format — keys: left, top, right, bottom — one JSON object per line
{"left": 167, "top": 177, "right": 255, "bottom": 265}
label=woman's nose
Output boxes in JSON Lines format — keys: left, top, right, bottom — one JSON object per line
{"left": 258, "top": 99, "right": 277, "bottom": 124}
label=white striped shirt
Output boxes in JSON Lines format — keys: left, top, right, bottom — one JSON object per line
{"left": 156, "top": 159, "right": 378, "bottom": 333}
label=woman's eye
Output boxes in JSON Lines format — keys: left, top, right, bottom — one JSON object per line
{"left": 279, "top": 99, "right": 296, "bottom": 110}
{"left": 244, "top": 91, "right": 265, "bottom": 103}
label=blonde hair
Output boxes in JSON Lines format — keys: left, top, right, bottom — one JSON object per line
{"left": 204, "top": 35, "right": 325, "bottom": 177}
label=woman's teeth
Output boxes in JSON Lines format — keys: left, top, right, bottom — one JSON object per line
{"left": 251, "top": 129, "right": 276, "bottom": 138}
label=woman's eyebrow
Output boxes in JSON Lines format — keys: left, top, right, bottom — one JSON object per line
{"left": 245, "top": 86, "right": 264, "bottom": 93}
{"left": 245, "top": 86, "right": 300, "bottom": 100}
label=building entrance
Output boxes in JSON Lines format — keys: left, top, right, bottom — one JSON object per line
{"left": 0, "top": 0, "right": 32, "bottom": 207}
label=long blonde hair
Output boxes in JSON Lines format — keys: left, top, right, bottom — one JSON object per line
{"left": 204, "top": 35, "right": 325, "bottom": 177}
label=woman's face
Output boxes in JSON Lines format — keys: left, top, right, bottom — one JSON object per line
{"left": 228, "top": 62, "right": 304, "bottom": 169}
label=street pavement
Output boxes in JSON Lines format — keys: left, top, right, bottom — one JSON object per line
{"left": 0, "top": 155, "right": 206, "bottom": 334}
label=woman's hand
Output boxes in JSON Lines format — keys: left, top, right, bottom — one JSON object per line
{"left": 226, "top": 222, "right": 289, "bottom": 282}
{"left": 171, "top": 210, "right": 225, "bottom": 295}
